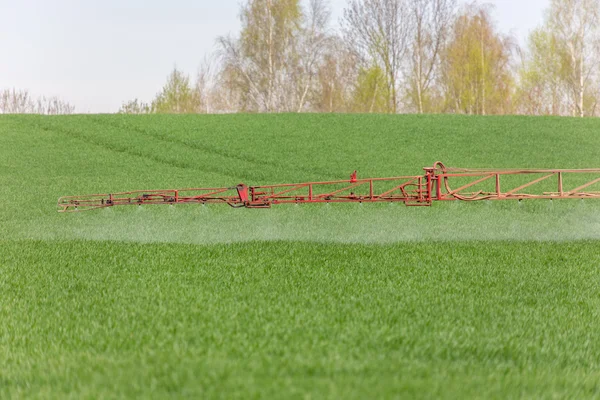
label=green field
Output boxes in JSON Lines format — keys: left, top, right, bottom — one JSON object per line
{"left": 1, "top": 114, "right": 600, "bottom": 398}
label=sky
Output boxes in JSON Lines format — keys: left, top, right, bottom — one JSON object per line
{"left": 0, "top": 0, "right": 548, "bottom": 113}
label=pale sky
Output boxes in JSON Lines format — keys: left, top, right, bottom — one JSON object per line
{"left": 0, "top": 0, "right": 548, "bottom": 113}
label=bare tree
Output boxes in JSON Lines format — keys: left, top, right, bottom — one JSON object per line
{"left": 196, "top": 56, "right": 220, "bottom": 113}
{"left": 217, "top": 0, "right": 338, "bottom": 113}
{"left": 218, "top": 0, "right": 303, "bottom": 112}
{"left": 118, "top": 98, "right": 151, "bottom": 114}
{"left": 210, "top": 63, "right": 245, "bottom": 113}
{"left": 517, "top": 0, "right": 600, "bottom": 117}
{"left": 294, "top": 0, "right": 332, "bottom": 112}
{"left": 406, "top": 0, "right": 456, "bottom": 113}
{"left": 0, "top": 89, "right": 34, "bottom": 113}
{"left": 342, "top": 0, "right": 412, "bottom": 113}
{"left": 547, "top": 0, "right": 600, "bottom": 117}
{"left": 313, "top": 37, "right": 360, "bottom": 112}
{"left": 217, "top": 35, "right": 262, "bottom": 111}
{"left": 0, "top": 89, "right": 75, "bottom": 114}
{"left": 35, "top": 96, "right": 76, "bottom": 115}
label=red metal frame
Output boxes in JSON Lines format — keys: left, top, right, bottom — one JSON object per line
{"left": 426, "top": 161, "right": 600, "bottom": 202}
{"left": 57, "top": 161, "right": 600, "bottom": 212}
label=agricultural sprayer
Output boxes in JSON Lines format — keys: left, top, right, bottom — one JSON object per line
{"left": 57, "top": 162, "right": 600, "bottom": 212}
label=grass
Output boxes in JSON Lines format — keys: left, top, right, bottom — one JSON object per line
{"left": 2, "top": 240, "right": 600, "bottom": 399}
{"left": 1, "top": 113, "right": 600, "bottom": 398}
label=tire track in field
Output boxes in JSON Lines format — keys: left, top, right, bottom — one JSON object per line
{"left": 92, "top": 116, "right": 341, "bottom": 181}
{"left": 35, "top": 120, "right": 254, "bottom": 181}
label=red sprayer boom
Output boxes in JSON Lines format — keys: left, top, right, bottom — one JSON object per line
{"left": 58, "top": 162, "right": 600, "bottom": 212}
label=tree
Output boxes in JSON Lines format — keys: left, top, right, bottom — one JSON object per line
{"left": 218, "top": 0, "right": 303, "bottom": 112}
{"left": 342, "top": 0, "right": 411, "bottom": 113}
{"left": 0, "top": 88, "right": 75, "bottom": 115}
{"left": 217, "top": 0, "right": 336, "bottom": 113}
{"left": 0, "top": 89, "right": 34, "bottom": 114}
{"left": 196, "top": 56, "right": 220, "bottom": 114}
{"left": 516, "top": 29, "right": 568, "bottom": 115}
{"left": 312, "top": 38, "right": 359, "bottom": 112}
{"left": 517, "top": 0, "right": 600, "bottom": 117}
{"left": 210, "top": 63, "right": 245, "bottom": 113}
{"left": 294, "top": 0, "right": 332, "bottom": 112}
{"left": 406, "top": 0, "right": 456, "bottom": 113}
{"left": 120, "top": 66, "right": 221, "bottom": 114}
{"left": 118, "top": 98, "right": 151, "bottom": 114}
{"left": 351, "top": 65, "right": 390, "bottom": 112}
{"left": 34, "top": 96, "right": 76, "bottom": 115}
{"left": 151, "top": 67, "right": 200, "bottom": 114}
{"left": 550, "top": 0, "right": 600, "bottom": 117}
{"left": 440, "top": 5, "right": 515, "bottom": 115}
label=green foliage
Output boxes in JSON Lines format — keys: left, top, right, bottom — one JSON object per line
{"left": 441, "top": 6, "right": 514, "bottom": 115}
{"left": 151, "top": 67, "right": 200, "bottom": 114}
{"left": 2, "top": 114, "right": 600, "bottom": 398}
{"left": 518, "top": 28, "right": 567, "bottom": 116}
{"left": 351, "top": 66, "right": 389, "bottom": 113}
{"left": 405, "top": 78, "right": 443, "bottom": 114}
{"left": 241, "top": 0, "right": 301, "bottom": 57}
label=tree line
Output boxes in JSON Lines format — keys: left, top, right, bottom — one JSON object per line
{"left": 121, "top": 0, "right": 600, "bottom": 117}
{"left": 0, "top": 89, "right": 75, "bottom": 115}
